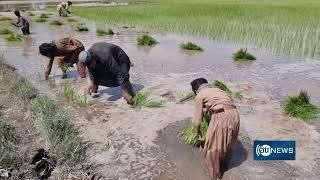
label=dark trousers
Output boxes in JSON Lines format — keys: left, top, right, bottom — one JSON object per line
{"left": 21, "top": 25, "right": 30, "bottom": 35}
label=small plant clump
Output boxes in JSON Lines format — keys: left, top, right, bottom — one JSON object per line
{"left": 179, "top": 91, "right": 195, "bottom": 102}
{"left": 67, "top": 18, "right": 78, "bottom": 22}
{"left": 181, "top": 115, "right": 209, "bottom": 146}
{"left": 133, "top": 92, "right": 164, "bottom": 108}
{"left": 62, "top": 82, "right": 87, "bottom": 107}
{"left": 35, "top": 18, "right": 47, "bottom": 23}
{"left": 96, "top": 29, "right": 114, "bottom": 36}
{"left": 233, "top": 91, "right": 243, "bottom": 100}
{"left": 27, "top": 11, "right": 35, "bottom": 16}
{"left": 39, "top": 13, "right": 50, "bottom": 19}
{"left": 180, "top": 42, "right": 203, "bottom": 51}
{"left": 284, "top": 90, "right": 318, "bottom": 120}
{"left": 137, "top": 34, "right": 157, "bottom": 46}
{"left": 76, "top": 25, "right": 89, "bottom": 32}
{"left": 0, "top": 28, "right": 13, "bottom": 35}
{"left": 0, "top": 16, "right": 12, "bottom": 21}
{"left": 50, "top": 20, "right": 63, "bottom": 26}
{"left": 233, "top": 48, "right": 256, "bottom": 61}
{"left": 5, "top": 33, "right": 23, "bottom": 42}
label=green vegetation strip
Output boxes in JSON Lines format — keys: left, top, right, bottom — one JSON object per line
{"left": 133, "top": 92, "right": 164, "bottom": 108}
{"left": 0, "top": 16, "right": 12, "bottom": 21}
{"left": 96, "top": 29, "right": 114, "bottom": 36}
{"left": 76, "top": 25, "right": 89, "bottom": 32}
{"left": 284, "top": 90, "right": 319, "bottom": 121}
{"left": 35, "top": 18, "right": 47, "bottom": 23}
{"left": 73, "top": 0, "right": 320, "bottom": 58}
{"left": 50, "top": 20, "right": 63, "bottom": 26}
{"left": 0, "top": 56, "right": 85, "bottom": 164}
{"left": 0, "top": 28, "right": 24, "bottom": 42}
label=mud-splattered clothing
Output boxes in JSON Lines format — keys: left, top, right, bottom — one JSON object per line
{"left": 193, "top": 84, "right": 240, "bottom": 179}
{"left": 54, "top": 37, "right": 86, "bottom": 77}
{"left": 16, "top": 16, "right": 30, "bottom": 35}
{"left": 87, "top": 42, "right": 131, "bottom": 89}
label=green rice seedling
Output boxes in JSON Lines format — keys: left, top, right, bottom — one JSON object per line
{"left": 103, "top": 140, "right": 112, "bottom": 151}
{"left": 233, "top": 48, "right": 256, "bottom": 61}
{"left": 67, "top": 18, "right": 78, "bottom": 22}
{"left": 137, "top": 34, "right": 157, "bottom": 46}
{"left": 96, "top": 29, "right": 114, "bottom": 36}
{"left": 233, "top": 91, "right": 243, "bottom": 100}
{"left": 5, "top": 33, "right": 23, "bottom": 42}
{"left": 133, "top": 92, "right": 164, "bottom": 108}
{"left": 284, "top": 90, "right": 318, "bottom": 120}
{"left": 212, "top": 80, "right": 232, "bottom": 95}
{"left": 39, "top": 13, "right": 50, "bottom": 19}
{"left": 11, "top": 77, "right": 37, "bottom": 101}
{"left": 61, "top": 82, "right": 87, "bottom": 107}
{"left": 0, "top": 28, "right": 13, "bottom": 35}
{"left": 27, "top": 11, "right": 35, "bottom": 16}
{"left": 76, "top": 25, "right": 89, "bottom": 32}
{"left": 179, "top": 91, "right": 195, "bottom": 102}
{"left": 50, "top": 20, "right": 63, "bottom": 26}
{"left": 0, "top": 16, "right": 12, "bottom": 21}
{"left": 181, "top": 115, "right": 209, "bottom": 146}
{"left": 35, "top": 18, "right": 47, "bottom": 23}
{"left": 180, "top": 42, "right": 203, "bottom": 51}
{"left": 62, "top": 64, "right": 70, "bottom": 73}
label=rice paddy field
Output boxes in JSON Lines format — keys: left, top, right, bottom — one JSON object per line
{"left": 74, "top": 0, "right": 320, "bottom": 58}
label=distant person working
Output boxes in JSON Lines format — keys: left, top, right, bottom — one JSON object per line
{"left": 13, "top": 10, "right": 30, "bottom": 35}
{"left": 57, "top": 1, "right": 72, "bottom": 17}
{"left": 190, "top": 78, "right": 240, "bottom": 179}
{"left": 78, "top": 42, "right": 134, "bottom": 105}
{"left": 39, "top": 37, "right": 86, "bottom": 80}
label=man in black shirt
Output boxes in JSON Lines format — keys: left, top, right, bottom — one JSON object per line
{"left": 78, "top": 42, "right": 134, "bottom": 104}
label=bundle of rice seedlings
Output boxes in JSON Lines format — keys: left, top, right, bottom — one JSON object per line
{"left": 67, "top": 18, "right": 78, "bottom": 22}
{"left": 180, "top": 42, "right": 203, "bottom": 51}
{"left": 39, "top": 13, "right": 50, "bottom": 19}
{"left": 181, "top": 115, "right": 209, "bottom": 146}
{"left": 35, "top": 18, "right": 47, "bottom": 23}
{"left": 0, "top": 28, "right": 13, "bottom": 35}
{"left": 76, "top": 25, "right": 89, "bottom": 32}
{"left": 5, "top": 33, "right": 23, "bottom": 42}
{"left": 50, "top": 20, "right": 63, "bottom": 26}
{"left": 137, "top": 34, "right": 157, "bottom": 46}
{"left": 179, "top": 91, "right": 195, "bottom": 102}
{"left": 233, "top": 48, "right": 256, "bottom": 61}
{"left": 133, "top": 92, "right": 164, "bottom": 108}
{"left": 27, "top": 12, "right": 35, "bottom": 16}
{"left": 212, "top": 80, "right": 232, "bottom": 95}
{"left": 233, "top": 91, "right": 243, "bottom": 100}
{"left": 96, "top": 29, "right": 114, "bottom": 36}
{"left": 284, "top": 90, "right": 318, "bottom": 120}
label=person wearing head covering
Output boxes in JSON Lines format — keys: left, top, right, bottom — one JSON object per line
{"left": 190, "top": 78, "right": 240, "bottom": 179}
{"left": 57, "top": 1, "right": 72, "bottom": 17}
{"left": 39, "top": 37, "right": 85, "bottom": 80}
{"left": 14, "top": 10, "right": 30, "bottom": 35}
{"left": 78, "top": 42, "right": 134, "bottom": 105}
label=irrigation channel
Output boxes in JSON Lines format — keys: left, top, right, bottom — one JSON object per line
{"left": 1, "top": 11, "right": 320, "bottom": 179}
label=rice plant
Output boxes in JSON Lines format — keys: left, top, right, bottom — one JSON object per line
{"left": 5, "top": 33, "right": 23, "bottom": 42}
{"left": 179, "top": 91, "right": 195, "bottom": 102}
{"left": 232, "top": 48, "right": 256, "bottom": 61}
{"left": 96, "top": 29, "right": 114, "bottom": 36}
{"left": 0, "top": 16, "right": 12, "bottom": 21}
{"left": 35, "top": 18, "right": 47, "bottom": 23}
{"left": 181, "top": 115, "right": 209, "bottom": 146}
{"left": 76, "top": 25, "right": 89, "bottom": 32}
{"left": 180, "top": 42, "right": 203, "bottom": 51}
{"left": 212, "top": 80, "right": 232, "bottom": 95}
{"left": 67, "top": 18, "right": 78, "bottom": 22}
{"left": 39, "top": 13, "right": 50, "bottom": 19}
{"left": 50, "top": 20, "right": 63, "bottom": 26}
{"left": 137, "top": 34, "right": 157, "bottom": 46}
{"left": 27, "top": 12, "right": 35, "bottom": 16}
{"left": 0, "top": 28, "right": 13, "bottom": 35}
{"left": 61, "top": 82, "right": 87, "bottom": 107}
{"left": 133, "top": 92, "right": 164, "bottom": 108}
{"left": 284, "top": 90, "right": 318, "bottom": 120}
{"left": 233, "top": 91, "right": 243, "bottom": 100}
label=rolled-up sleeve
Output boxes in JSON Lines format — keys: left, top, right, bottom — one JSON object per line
{"left": 193, "top": 94, "right": 204, "bottom": 128}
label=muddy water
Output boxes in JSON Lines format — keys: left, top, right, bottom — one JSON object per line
{"left": 1, "top": 12, "right": 320, "bottom": 179}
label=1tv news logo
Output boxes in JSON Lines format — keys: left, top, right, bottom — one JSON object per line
{"left": 254, "top": 140, "right": 295, "bottom": 160}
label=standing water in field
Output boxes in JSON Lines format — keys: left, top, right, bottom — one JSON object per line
{"left": 0, "top": 12, "right": 320, "bottom": 179}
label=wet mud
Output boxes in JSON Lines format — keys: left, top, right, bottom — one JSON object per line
{"left": 0, "top": 11, "right": 320, "bottom": 179}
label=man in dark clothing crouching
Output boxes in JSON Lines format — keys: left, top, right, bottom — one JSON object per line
{"left": 78, "top": 42, "right": 134, "bottom": 105}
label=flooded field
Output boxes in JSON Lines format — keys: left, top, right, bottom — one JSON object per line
{"left": 0, "top": 11, "right": 320, "bottom": 179}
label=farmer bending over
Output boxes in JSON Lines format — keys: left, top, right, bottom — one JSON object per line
{"left": 57, "top": 1, "right": 72, "bottom": 17}
{"left": 14, "top": 10, "right": 30, "bottom": 35}
{"left": 78, "top": 42, "right": 134, "bottom": 105}
{"left": 191, "top": 78, "right": 240, "bottom": 179}
{"left": 39, "top": 37, "right": 85, "bottom": 80}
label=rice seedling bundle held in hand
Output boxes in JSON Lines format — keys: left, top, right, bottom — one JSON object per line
{"left": 180, "top": 91, "right": 195, "bottom": 102}
{"left": 181, "top": 115, "right": 209, "bottom": 146}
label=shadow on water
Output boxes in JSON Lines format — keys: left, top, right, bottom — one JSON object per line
{"left": 99, "top": 83, "right": 144, "bottom": 101}
{"left": 155, "top": 119, "right": 248, "bottom": 180}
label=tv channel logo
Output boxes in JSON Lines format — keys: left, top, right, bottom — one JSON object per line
{"left": 254, "top": 140, "right": 295, "bottom": 160}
